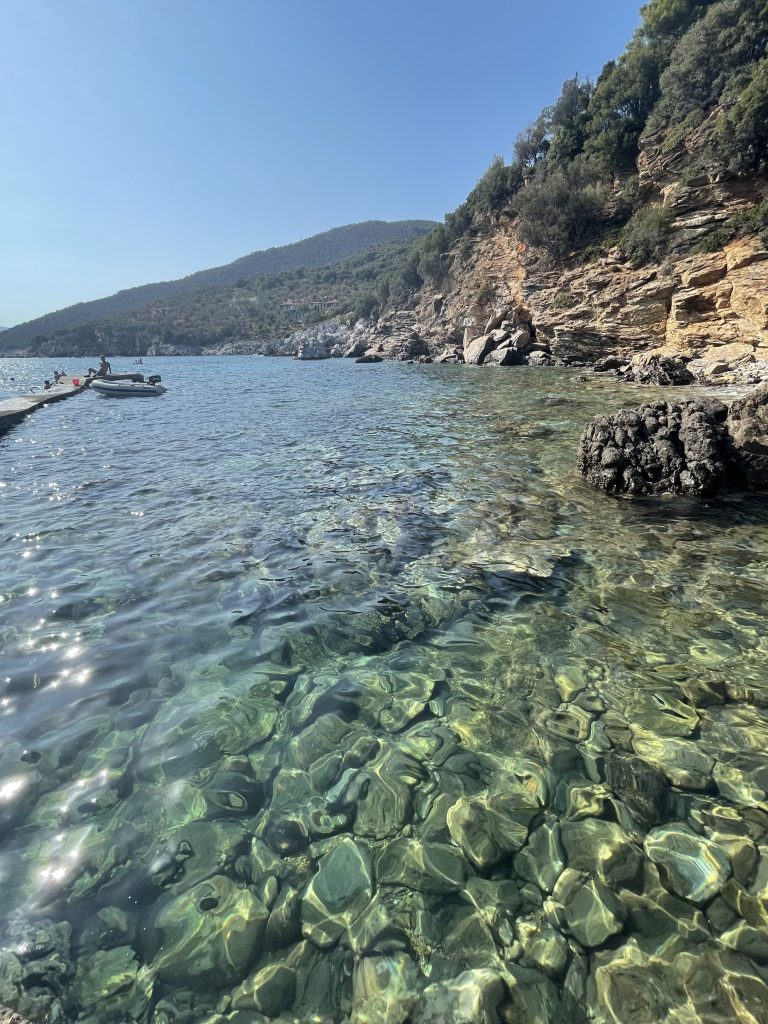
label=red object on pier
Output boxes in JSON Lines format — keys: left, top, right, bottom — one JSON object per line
{"left": 72, "top": 377, "right": 80, "bottom": 386}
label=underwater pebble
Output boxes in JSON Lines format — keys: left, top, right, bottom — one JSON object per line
{"left": 644, "top": 823, "right": 731, "bottom": 905}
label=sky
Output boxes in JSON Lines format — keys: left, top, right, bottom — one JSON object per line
{"left": 0, "top": 0, "right": 641, "bottom": 327}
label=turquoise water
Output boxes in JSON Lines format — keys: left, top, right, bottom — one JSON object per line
{"left": 1, "top": 356, "right": 767, "bottom": 1023}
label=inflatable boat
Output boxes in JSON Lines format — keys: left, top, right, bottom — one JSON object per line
{"left": 90, "top": 377, "right": 167, "bottom": 397}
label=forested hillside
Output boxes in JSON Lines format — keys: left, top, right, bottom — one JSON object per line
{"left": 397, "top": 0, "right": 767, "bottom": 289}
{"left": 20, "top": 240, "right": 423, "bottom": 357}
{"left": 1, "top": 220, "right": 435, "bottom": 352}
{"left": 324, "top": 0, "right": 767, "bottom": 371}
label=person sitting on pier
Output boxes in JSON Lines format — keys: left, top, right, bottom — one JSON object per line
{"left": 43, "top": 379, "right": 53, "bottom": 390}
{"left": 87, "top": 356, "right": 112, "bottom": 378}
{"left": 53, "top": 370, "right": 62, "bottom": 384}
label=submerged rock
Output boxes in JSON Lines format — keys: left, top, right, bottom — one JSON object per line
{"left": 147, "top": 875, "right": 269, "bottom": 988}
{"left": 301, "top": 837, "right": 373, "bottom": 948}
{"left": 376, "top": 839, "right": 466, "bottom": 894}
{"left": 231, "top": 962, "right": 297, "bottom": 1016}
{"left": 350, "top": 954, "right": 418, "bottom": 1024}
{"left": 413, "top": 969, "right": 506, "bottom": 1024}
{"left": 520, "top": 924, "right": 570, "bottom": 979}
{"left": 70, "top": 946, "right": 153, "bottom": 1022}
{"left": 514, "top": 821, "right": 565, "bottom": 894}
{"left": 644, "top": 824, "right": 731, "bottom": 904}
{"left": 561, "top": 819, "right": 643, "bottom": 889}
{"left": 562, "top": 877, "right": 627, "bottom": 947}
{"left": 631, "top": 734, "right": 715, "bottom": 791}
{"left": 446, "top": 787, "right": 538, "bottom": 870}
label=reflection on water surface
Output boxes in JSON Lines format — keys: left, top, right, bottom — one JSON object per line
{"left": 1, "top": 356, "right": 767, "bottom": 1023}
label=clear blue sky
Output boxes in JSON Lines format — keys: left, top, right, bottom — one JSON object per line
{"left": 1, "top": 0, "right": 641, "bottom": 327}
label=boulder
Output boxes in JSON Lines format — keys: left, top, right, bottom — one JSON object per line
{"left": 464, "top": 333, "right": 497, "bottom": 365}
{"left": 485, "top": 346, "right": 523, "bottom": 366}
{"left": 355, "top": 353, "right": 384, "bottom": 364}
{"left": 577, "top": 399, "right": 730, "bottom": 496}
{"left": 508, "top": 327, "right": 533, "bottom": 354}
{"left": 593, "top": 355, "right": 623, "bottom": 372}
{"left": 527, "top": 351, "right": 555, "bottom": 366}
{"left": 484, "top": 309, "right": 510, "bottom": 334}
{"left": 622, "top": 355, "right": 695, "bottom": 386}
{"left": 702, "top": 360, "right": 730, "bottom": 377}
{"left": 725, "top": 383, "right": 768, "bottom": 488}
{"left": 435, "top": 347, "right": 464, "bottom": 363}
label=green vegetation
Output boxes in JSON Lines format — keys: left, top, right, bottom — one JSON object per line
{"left": 618, "top": 205, "right": 674, "bottom": 265}
{"left": 1, "top": 220, "right": 436, "bottom": 352}
{"left": 25, "top": 239, "right": 421, "bottom": 354}
{"left": 475, "top": 281, "right": 496, "bottom": 306}
{"left": 516, "top": 158, "right": 609, "bottom": 261}
{"left": 694, "top": 199, "right": 768, "bottom": 251}
{"left": 552, "top": 291, "right": 579, "bottom": 309}
{"left": 396, "top": 0, "right": 767, "bottom": 282}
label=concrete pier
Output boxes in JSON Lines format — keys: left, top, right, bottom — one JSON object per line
{"left": 0, "top": 380, "right": 88, "bottom": 438}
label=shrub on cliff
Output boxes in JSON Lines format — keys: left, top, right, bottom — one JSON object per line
{"left": 714, "top": 57, "right": 768, "bottom": 174}
{"left": 618, "top": 205, "right": 674, "bottom": 265}
{"left": 515, "top": 159, "right": 608, "bottom": 260}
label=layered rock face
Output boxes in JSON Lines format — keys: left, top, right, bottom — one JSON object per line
{"left": 331, "top": 214, "right": 768, "bottom": 373}
{"left": 578, "top": 386, "right": 768, "bottom": 496}
{"left": 347, "top": 131, "right": 768, "bottom": 372}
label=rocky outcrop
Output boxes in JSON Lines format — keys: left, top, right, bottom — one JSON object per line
{"left": 726, "top": 386, "right": 768, "bottom": 488}
{"left": 291, "top": 318, "right": 352, "bottom": 360}
{"left": 578, "top": 399, "right": 729, "bottom": 496}
{"left": 578, "top": 386, "right": 768, "bottom": 496}
{"left": 348, "top": 142, "right": 768, "bottom": 375}
{"left": 617, "top": 355, "right": 695, "bottom": 386}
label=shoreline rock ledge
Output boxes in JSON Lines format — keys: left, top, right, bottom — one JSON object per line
{"left": 577, "top": 385, "right": 768, "bottom": 497}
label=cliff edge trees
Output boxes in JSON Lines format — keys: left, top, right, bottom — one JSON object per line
{"left": 396, "top": 0, "right": 767, "bottom": 294}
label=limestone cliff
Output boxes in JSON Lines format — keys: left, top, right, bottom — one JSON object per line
{"left": 339, "top": 130, "right": 768, "bottom": 380}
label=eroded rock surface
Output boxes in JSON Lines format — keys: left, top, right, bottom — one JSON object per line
{"left": 578, "top": 385, "right": 768, "bottom": 496}
{"left": 577, "top": 399, "right": 729, "bottom": 496}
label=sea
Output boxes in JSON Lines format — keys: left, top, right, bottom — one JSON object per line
{"left": 1, "top": 355, "right": 767, "bottom": 1023}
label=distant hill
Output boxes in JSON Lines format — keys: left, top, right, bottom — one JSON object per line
{"left": 18, "top": 237, "right": 427, "bottom": 358}
{"left": 0, "top": 220, "right": 436, "bottom": 352}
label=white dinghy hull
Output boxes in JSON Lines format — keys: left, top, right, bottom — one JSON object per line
{"left": 90, "top": 380, "right": 168, "bottom": 398}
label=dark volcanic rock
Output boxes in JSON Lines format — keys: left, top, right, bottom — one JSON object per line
{"left": 622, "top": 356, "right": 695, "bottom": 386}
{"left": 726, "top": 384, "right": 768, "bottom": 489}
{"left": 593, "top": 355, "right": 623, "bottom": 373}
{"left": 577, "top": 400, "right": 729, "bottom": 496}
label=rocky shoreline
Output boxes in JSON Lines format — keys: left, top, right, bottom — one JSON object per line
{"left": 578, "top": 380, "right": 768, "bottom": 498}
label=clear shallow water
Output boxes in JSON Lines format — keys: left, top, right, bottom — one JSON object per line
{"left": 1, "top": 356, "right": 768, "bottom": 1023}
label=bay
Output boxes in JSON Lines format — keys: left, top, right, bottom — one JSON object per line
{"left": 1, "top": 356, "right": 767, "bottom": 1023}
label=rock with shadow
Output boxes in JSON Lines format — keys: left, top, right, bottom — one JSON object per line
{"left": 577, "top": 384, "right": 768, "bottom": 496}
{"left": 577, "top": 399, "right": 729, "bottom": 497}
